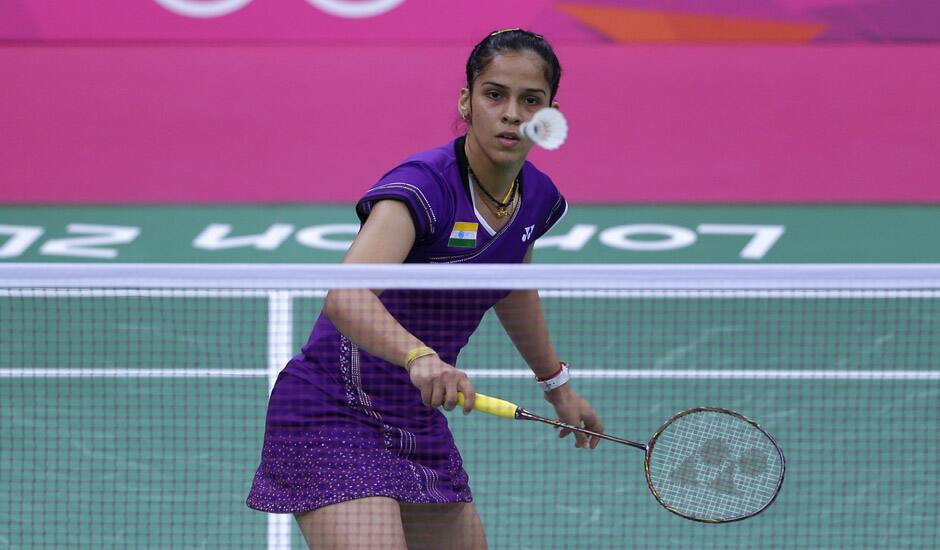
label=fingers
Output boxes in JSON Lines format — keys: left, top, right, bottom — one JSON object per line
{"left": 556, "top": 422, "right": 573, "bottom": 440}
{"left": 441, "top": 380, "right": 458, "bottom": 411}
{"left": 457, "top": 380, "right": 475, "bottom": 415}
{"left": 554, "top": 410, "right": 588, "bottom": 448}
{"left": 557, "top": 419, "right": 594, "bottom": 448}
{"left": 582, "top": 409, "right": 604, "bottom": 449}
{"left": 411, "top": 358, "right": 472, "bottom": 411}
{"left": 558, "top": 408, "right": 588, "bottom": 448}
{"left": 440, "top": 370, "right": 471, "bottom": 411}
{"left": 555, "top": 400, "right": 604, "bottom": 449}
{"left": 572, "top": 425, "right": 589, "bottom": 449}
{"left": 440, "top": 374, "right": 466, "bottom": 411}
{"left": 430, "top": 383, "right": 446, "bottom": 409}
{"left": 419, "top": 383, "right": 433, "bottom": 407}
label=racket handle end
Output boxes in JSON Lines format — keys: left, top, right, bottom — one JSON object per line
{"left": 457, "top": 392, "right": 520, "bottom": 419}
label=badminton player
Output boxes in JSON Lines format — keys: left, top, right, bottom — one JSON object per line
{"left": 247, "top": 28, "right": 603, "bottom": 550}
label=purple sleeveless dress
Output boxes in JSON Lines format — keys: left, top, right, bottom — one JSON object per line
{"left": 247, "top": 137, "right": 567, "bottom": 513}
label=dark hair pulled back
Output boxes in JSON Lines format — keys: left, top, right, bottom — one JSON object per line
{"left": 465, "top": 29, "right": 561, "bottom": 102}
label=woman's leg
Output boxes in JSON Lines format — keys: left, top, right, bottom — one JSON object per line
{"left": 295, "top": 496, "right": 408, "bottom": 550}
{"left": 399, "top": 502, "right": 488, "bottom": 550}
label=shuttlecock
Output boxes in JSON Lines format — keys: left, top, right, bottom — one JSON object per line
{"left": 520, "top": 108, "right": 568, "bottom": 150}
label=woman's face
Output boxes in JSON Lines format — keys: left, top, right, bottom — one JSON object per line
{"left": 460, "top": 50, "right": 555, "bottom": 167}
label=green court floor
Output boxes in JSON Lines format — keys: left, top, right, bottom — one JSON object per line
{"left": 2, "top": 290, "right": 937, "bottom": 549}
{"left": 1, "top": 204, "right": 939, "bottom": 263}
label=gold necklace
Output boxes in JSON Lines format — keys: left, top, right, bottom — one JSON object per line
{"left": 464, "top": 142, "right": 518, "bottom": 218}
{"left": 481, "top": 186, "right": 517, "bottom": 218}
{"left": 470, "top": 167, "right": 517, "bottom": 217}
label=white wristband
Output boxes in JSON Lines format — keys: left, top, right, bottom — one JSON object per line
{"left": 536, "top": 363, "right": 570, "bottom": 392}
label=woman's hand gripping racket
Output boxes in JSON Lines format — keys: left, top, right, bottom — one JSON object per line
{"left": 457, "top": 393, "right": 785, "bottom": 523}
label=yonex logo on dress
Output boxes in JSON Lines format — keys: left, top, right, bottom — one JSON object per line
{"left": 153, "top": 0, "right": 406, "bottom": 19}
{"left": 521, "top": 225, "right": 535, "bottom": 242}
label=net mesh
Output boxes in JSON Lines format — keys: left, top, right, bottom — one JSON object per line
{"left": 1, "top": 264, "right": 938, "bottom": 549}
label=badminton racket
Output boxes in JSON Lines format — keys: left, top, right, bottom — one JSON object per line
{"left": 457, "top": 392, "right": 785, "bottom": 523}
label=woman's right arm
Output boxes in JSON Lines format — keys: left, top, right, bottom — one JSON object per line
{"left": 323, "top": 199, "right": 476, "bottom": 412}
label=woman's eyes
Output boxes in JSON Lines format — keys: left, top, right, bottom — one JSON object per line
{"left": 484, "top": 91, "right": 542, "bottom": 106}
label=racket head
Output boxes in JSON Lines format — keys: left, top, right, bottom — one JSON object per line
{"left": 644, "top": 407, "right": 785, "bottom": 523}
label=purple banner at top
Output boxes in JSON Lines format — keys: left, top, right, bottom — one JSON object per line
{"left": 1, "top": 0, "right": 939, "bottom": 42}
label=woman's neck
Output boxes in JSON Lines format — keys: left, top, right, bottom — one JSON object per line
{"left": 464, "top": 135, "right": 522, "bottom": 199}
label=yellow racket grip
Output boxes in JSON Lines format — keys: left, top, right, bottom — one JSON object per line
{"left": 457, "top": 392, "right": 519, "bottom": 419}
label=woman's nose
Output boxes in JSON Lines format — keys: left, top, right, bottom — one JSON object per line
{"left": 502, "top": 103, "right": 522, "bottom": 124}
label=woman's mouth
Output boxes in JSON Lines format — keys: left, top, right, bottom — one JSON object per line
{"left": 496, "top": 132, "right": 521, "bottom": 148}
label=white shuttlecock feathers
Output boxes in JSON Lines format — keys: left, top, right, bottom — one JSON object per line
{"left": 520, "top": 108, "right": 568, "bottom": 150}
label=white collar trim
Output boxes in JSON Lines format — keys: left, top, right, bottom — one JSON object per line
{"left": 468, "top": 170, "right": 497, "bottom": 236}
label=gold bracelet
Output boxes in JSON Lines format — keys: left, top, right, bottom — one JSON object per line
{"left": 405, "top": 345, "right": 437, "bottom": 369}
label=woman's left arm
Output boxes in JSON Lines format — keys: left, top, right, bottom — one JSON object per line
{"left": 493, "top": 246, "right": 604, "bottom": 449}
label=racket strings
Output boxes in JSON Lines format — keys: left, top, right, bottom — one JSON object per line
{"left": 646, "top": 410, "right": 783, "bottom": 521}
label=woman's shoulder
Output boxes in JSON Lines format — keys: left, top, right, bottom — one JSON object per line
{"left": 521, "top": 159, "right": 560, "bottom": 195}
{"left": 372, "top": 140, "right": 461, "bottom": 199}
{"left": 357, "top": 139, "right": 461, "bottom": 245}
{"left": 391, "top": 140, "right": 460, "bottom": 182}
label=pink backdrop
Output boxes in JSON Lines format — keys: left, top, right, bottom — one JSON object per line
{"left": 2, "top": 0, "right": 939, "bottom": 42}
{"left": 2, "top": 44, "right": 938, "bottom": 203}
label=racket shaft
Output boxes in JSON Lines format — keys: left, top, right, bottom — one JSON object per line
{"left": 458, "top": 392, "right": 646, "bottom": 450}
{"left": 519, "top": 410, "right": 646, "bottom": 450}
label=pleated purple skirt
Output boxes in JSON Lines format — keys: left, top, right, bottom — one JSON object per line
{"left": 246, "top": 336, "right": 472, "bottom": 513}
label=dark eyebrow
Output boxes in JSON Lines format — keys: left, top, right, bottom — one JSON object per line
{"left": 480, "top": 81, "right": 547, "bottom": 96}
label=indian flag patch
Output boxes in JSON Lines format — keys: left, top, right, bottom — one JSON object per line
{"left": 448, "top": 222, "right": 478, "bottom": 248}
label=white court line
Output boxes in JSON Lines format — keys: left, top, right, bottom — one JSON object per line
{"left": 539, "top": 290, "right": 940, "bottom": 299}
{"left": 467, "top": 369, "right": 940, "bottom": 380}
{"left": 0, "top": 289, "right": 279, "bottom": 298}
{"left": 0, "top": 369, "right": 266, "bottom": 378}
{"left": 0, "top": 289, "right": 329, "bottom": 298}
{"left": 1, "top": 368, "right": 938, "bottom": 380}
{"left": 265, "top": 291, "right": 294, "bottom": 549}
